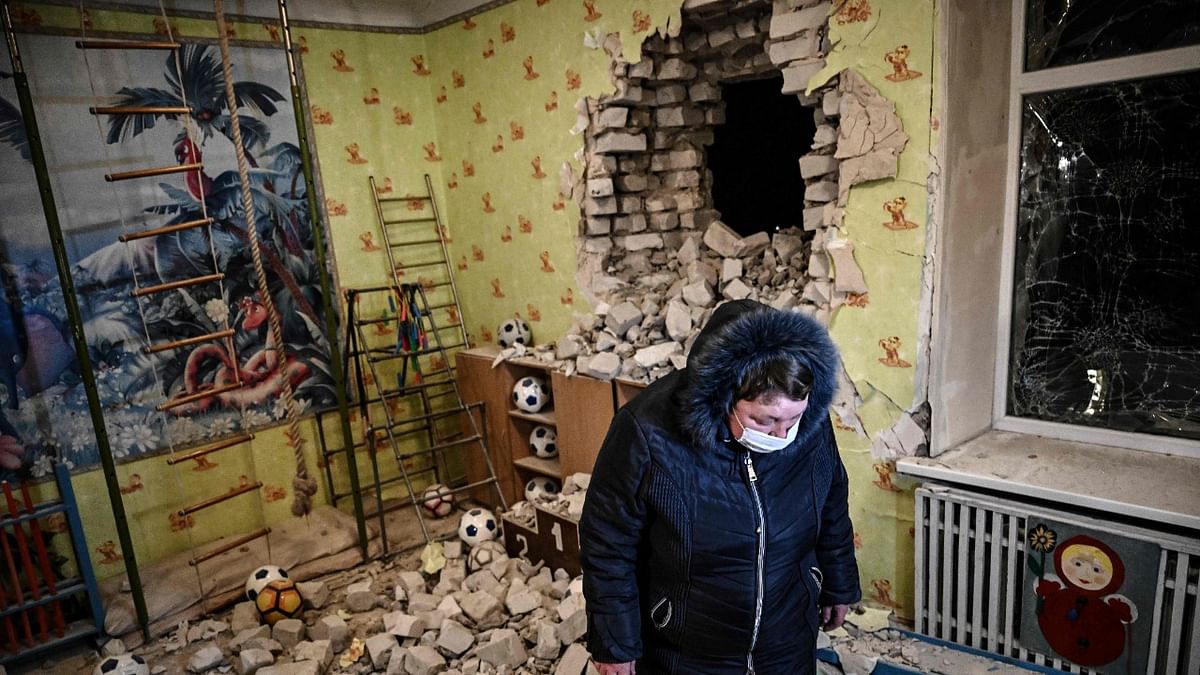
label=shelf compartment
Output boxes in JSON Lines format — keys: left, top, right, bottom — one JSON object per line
{"left": 507, "top": 408, "right": 556, "bottom": 426}
{"left": 513, "top": 455, "right": 561, "bottom": 478}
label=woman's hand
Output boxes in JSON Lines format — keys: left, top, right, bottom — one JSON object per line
{"left": 0, "top": 435, "right": 24, "bottom": 470}
{"left": 594, "top": 661, "right": 636, "bottom": 675}
{"left": 820, "top": 603, "right": 850, "bottom": 630}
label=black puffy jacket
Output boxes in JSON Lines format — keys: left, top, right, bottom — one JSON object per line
{"left": 580, "top": 301, "right": 860, "bottom": 674}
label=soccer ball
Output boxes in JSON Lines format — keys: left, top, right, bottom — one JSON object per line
{"left": 525, "top": 476, "right": 561, "bottom": 503}
{"left": 245, "top": 564, "right": 289, "bottom": 601}
{"left": 421, "top": 483, "right": 454, "bottom": 518}
{"left": 529, "top": 425, "right": 558, "bottom": 459}
{"left": 468, "top": 539, "right": 508, "bottom": 572}
{"left": 458, "top": 507, "right": 498, "bottom": 546}
{"left": 512, "top": 376, "right": 551, "bottom": 413}
{"left": 255, "top": 578, "right": 304, "bottom": 625}
{"left": 94, "top": 654, "right": 149, "bottom": 675}
{"left": 497, "top": 318, "right": 532, "bottom": 348}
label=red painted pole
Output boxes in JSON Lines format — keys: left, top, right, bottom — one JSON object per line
{"left": 20, "top": 482, "right": 64, "bottom": 637}
{"left": 1, "top": 483, "right": 46, "bottom": 642}
{"left": 0, "top": 488, "right": 32, "bottom": 646}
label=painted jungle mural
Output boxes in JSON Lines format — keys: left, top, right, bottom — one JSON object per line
{"left": 0, "top": 36, "right": 333, "bottom": 478}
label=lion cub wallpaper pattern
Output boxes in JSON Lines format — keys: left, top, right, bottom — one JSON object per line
{"left": 0, "top": 35, "right": 334, "bottom": 477}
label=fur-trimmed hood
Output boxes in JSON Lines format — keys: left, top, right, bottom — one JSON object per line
{"left": 679, "top": 300, "right": 840, "bottom": 454}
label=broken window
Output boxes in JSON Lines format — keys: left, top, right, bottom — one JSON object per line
{"left": 707, "top": 77, "right": 813, "bottom": 237}
{"left": 1025, "top": 0, "right": 1200, "bottom": 71}
{"left": 1008, "top": 19, "right": 1200, "bottom": 441}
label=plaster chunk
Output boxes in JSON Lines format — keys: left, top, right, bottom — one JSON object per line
{"left": 607, "top": 81, "right": 643, "bottom": 105}
{"left": 634, "top": 342, "right": 682, "bottom": 368}
{"left": 826, "top": 238, "right": 868, "bottom": 293}
{"left": 595, "top": 106, "right": 629, "bottom": 128}
{"left": 310, "top": 615, "right": 349, "bottom": 653}
{"left": 772, "top": 233, "right": 805, "bottom": 262}
{"left": 769, "top": 2, "right": 831, "bottom": 39}
{"left": 231, "top": 602, "right": 260, "bottom": 633}
{"left": 665, "top": 301, "right": 693, "bottom": 342}
{"left": 293, "top": 640, "right": 333, "bottom": 670}
{"left": 736, "top": 232, "right": 771, "bottom": 258}
{"left": 805, "top": 180, "right": 838, "bottom": 203}
{"left": 812, "top": 124, "right": 837, "bottom": 148}
{"left": 554, "top": 643, "right": 591, "bottom": 675}
{"left": 649, "top": 212, "right": 680, "bottom": 231}
{"left": 623, "top": 233, "right": 664, "bottom": 251}
{"left": 606, "top": 302, "right": 644, "bottom": 337}
{"left": 477, "top": 630, "right": 527, "bottom": 670}
{"left": 708, "top": 26, "right": 737, "bottom": 48}
{"left": 722, "top": 278, "right": 753, "bottom": 301}
{"left": 587, "top": 178, "right": 614, "bottom": 198}
{"left": 781, "top": 59, "right": 825, "bottom": 94}
{"left": 687, "top": 260, "right": 719, "bottom": 286}
{"left": 656, "top": 84, "right": 687, "bottom": 105}
{"left": 593, "top": 131, "right": 647, "bottom": 154}
{"left": 768, "top": 31, "right": 821, "bottom": 65}
{"left": 384, "top": 612, "right": 426, "bottom": 638}
{"left": 689, "top": 81, "right": 720, "bottom": 101}
{"left": 399, "top": 645, "right": 442, "bottom": 675}
{"left": 676, "top": 236, "right": 701, "bottom": 265}
{"left": 586, "top": 352, "right": 622, "bottom": 380}
{"left": 272, "top": 619, "right": 305, "bottom": 650}
{"left": 533, "top": 621, "right": 561, "bottom": 660}
{"left": 460, "top": 591, "right": 503, "bottom": 625}
{"left": 436, "top": 619, "right": 474, "bottom": 656}
{"left": 808, "top": 251, "right": 831, "bottom": 279}
{"left": 682, "top": 280, "right": 715, "bottom": 308}
{"left": 187, "top": 645, "right": 225, "bottom": 673}
{"left": 799, "top": 154, "right": 839, "bottom": 179}
{"left": 239, "top": 648, "right": 273, "bottom": 675}
{"left": 556, "top": 608, "right": 588, "bottom": 645}
{"left": 769, "top": 290, "right": 799, "bottom": 311}
{"left": 835, "top": 69, "right": 909, "bottom": 205}
{"left": 656, "top": 105, "right": 705, "bottom": 127}
{"left": 721, "top": 258, "right": 743, "bottom": 283}
{"left": 702, "top": 221, "right": 741, "bottom": 258}
{"left": 658, "top": 58, "right": 698, "bottom": 79}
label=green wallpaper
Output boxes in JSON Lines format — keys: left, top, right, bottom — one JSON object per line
{"left": 818, "top": 0, "right": 936, "bottom": 618}
{"left": 424, "top": 0, "right": 682, "bottom": 347}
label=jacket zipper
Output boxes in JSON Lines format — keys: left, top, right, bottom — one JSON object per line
{"left": 744, "top": 453, "right": 765, "bottom": 675}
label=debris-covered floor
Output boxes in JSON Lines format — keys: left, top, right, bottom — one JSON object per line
{"left": 21, "top": 538, "right": 1036, "bottom": 675}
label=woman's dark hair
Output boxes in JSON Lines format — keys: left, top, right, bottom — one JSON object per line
{"left": 735, "top": 356, "right": 813, "bottom": 403}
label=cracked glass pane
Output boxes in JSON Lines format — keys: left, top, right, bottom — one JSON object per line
{"left": 1009, "top": 73, "right": 1200, "bottom": 441}
{"left": 1025, "top": 0, "right": 1200, "bottom": 71}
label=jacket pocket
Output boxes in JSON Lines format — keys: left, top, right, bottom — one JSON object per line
{"left": 650, "top": 596, "right": 673, "bottom": 630}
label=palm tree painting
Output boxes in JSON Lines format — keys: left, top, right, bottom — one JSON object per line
{"left": 0, "top": 38, "right": 334, "bottom": 476}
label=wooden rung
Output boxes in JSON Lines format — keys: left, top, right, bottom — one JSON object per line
{"left": 383, "top": 217, "right": 436, "bottom": 224}
{"left": 76, "top": 39, "right": 180, "bottom": 50}
{"left": 145, "top": 328, "right": 235, "bottom": 354}
{"left": 156, "top": 380, "right": 242, "bottom": 412}
{"left": 133, "top": 272, "right": 224, "bottom": 297}
{"left": 106, "top": 162, "right": 202, "bottom": 182}
{"left": 120, "top": 217, "right": 214, "bottom": 242}
{"left": 188, "top": 528, "right": 271, "bottom": 566}
{"left": 91, "top": 106, "right": 191, "bottom": 115}
{"left": 179, "top": 481, "right": 262, "bottom": 517}
{"left": 166, "top": 433, "right": 254, "bottom": 466}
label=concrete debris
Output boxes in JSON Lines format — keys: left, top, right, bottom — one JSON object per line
{"left": 835, "top": 69, "right": 909, "bottom": 205}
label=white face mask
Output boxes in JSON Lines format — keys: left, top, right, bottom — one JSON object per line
{"left": 733, "top": 411, "right": 801, "bottom": 453}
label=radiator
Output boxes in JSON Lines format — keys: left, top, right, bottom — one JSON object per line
{"left": 914, "top": 485, "right": 1199, "bottom": 674}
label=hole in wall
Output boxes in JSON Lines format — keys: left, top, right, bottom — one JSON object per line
{"left": 708, "top": 76, "right": 814, "bottom": 237}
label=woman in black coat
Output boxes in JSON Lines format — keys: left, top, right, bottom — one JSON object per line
{"left": 580, "top": 300, "right": 860, "bottom": 674}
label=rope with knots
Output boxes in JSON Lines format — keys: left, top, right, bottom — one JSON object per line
{"left": 212, "top": 0, "right": 317, "bottom": 516}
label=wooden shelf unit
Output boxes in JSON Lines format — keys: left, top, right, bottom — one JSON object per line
{"left": 455, "top": 346, "right": 627, "bottom": 507}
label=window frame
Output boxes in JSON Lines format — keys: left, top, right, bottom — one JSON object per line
{"left": 992, "top": 1, "right": 1200, "bottom": 459}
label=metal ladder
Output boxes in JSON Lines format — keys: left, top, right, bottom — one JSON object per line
{"left": 78, "top": 39, "right": 269, "bottom": 571}
{"left": 334, "top": 176, "right": 504, "bottom": 549}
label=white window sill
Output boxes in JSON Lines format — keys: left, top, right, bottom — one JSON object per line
{"left": 895, "top": 429, "right": 1200, "bottom": 531}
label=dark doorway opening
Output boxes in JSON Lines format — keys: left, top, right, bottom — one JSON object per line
{"left": 707, "top": 77, "right": 814, "bottom": 237}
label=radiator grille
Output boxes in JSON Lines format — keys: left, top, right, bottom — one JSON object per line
{"left": 915, "top": 486, "right": 1200, "bottom": 674}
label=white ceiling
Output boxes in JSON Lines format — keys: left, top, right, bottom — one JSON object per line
{"left": 118, "top": 0, "right": 496, "bottom": 29}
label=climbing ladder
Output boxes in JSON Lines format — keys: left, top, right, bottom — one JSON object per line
{"left": 77, "top": 36, "right": 269, "bottom": 589}
{"left": 329, "top": 176, "right": 503, "bottom": 549}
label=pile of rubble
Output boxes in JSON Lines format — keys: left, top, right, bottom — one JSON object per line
{"left": 59, "top": 543, "right": 596, "bottom": 675}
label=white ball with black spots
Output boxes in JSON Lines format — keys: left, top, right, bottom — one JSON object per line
{"left": 529, "top": 425, "right": 558, "bottom": 459}
{"left": 94, "top": 654, "right": 149, "bottom": 675}
{"left": 497, "top": 318, "right": 531, "bottom": 348}
{"left": 525, "top": 476, "right": 560, "bottom": 503}
{"left": 467, "top": 539, "right": 508, "bottom": 572}
{"left": 245, "top": 564, "right": 289, "bottom": 601}
{"left": 512, "top": 376, "right": 551, "bottom": 413}
{"left": 458, "top": 507, "right": 498, "bottom": 546}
